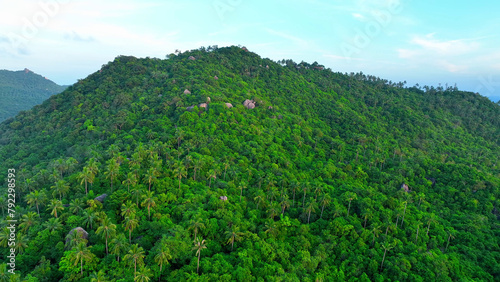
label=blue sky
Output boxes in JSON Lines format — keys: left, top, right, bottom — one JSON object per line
{"left": 1, "top": 0, "right": 499, "bottom": 100}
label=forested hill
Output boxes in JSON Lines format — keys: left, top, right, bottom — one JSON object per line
{"left": 0, "top": 46, "right": 499, "bottom": 281}
{"left": 0, "top": 69, "right": 67, "bottom": 122}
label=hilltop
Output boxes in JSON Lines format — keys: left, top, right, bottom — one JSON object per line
{"left": 0, "top": 69, "right": 67, "bottom": 122}
{"left": 0, "top": 46, "right": 498, "bottom": 281}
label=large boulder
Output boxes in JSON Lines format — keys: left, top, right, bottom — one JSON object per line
{"left": 198, "top": 103, "right": 208, "bottom": 109}
{"left": 94, "top": 194, "right": 108, "bottom": 203}
{"left": 184, "top": 89, "right": 191, "bottom": 95}
{"left": 188, "top": 56, "right": 196, "bottom": 60}
{"left": 243, "top": 99, "right": 256, "bottom": 109}
{"left": 186, "top": 105, "right": 195, "bottom": 111}
{"left": 67, "top": 227, "right": 88, "bottom": 242}
{"left": 225, "top": 103, "right": 233, "bottom": 108}
{"left": 219, "top": 196, "right": 228, "bottom": 201}
{"left": 401, "top": 183, "right": 410, "bottom": 192}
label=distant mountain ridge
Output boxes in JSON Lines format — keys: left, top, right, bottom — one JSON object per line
{"left": 0, "top": 68, "right": 67, "bottom": 122}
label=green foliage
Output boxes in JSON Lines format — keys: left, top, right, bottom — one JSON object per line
{"left": 0, "top": 46, "right": 499, "bottom": 281}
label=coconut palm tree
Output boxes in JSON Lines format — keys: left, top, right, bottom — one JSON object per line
{"left": 280, "top": 194, "right": 291, "bottom": 215}
{"left": 192, "top": 237, "right": 207, "bottom": 274}
{"left": 121, "top": 201, "right": 136, "bottom": 219}
{"left": 445, "top": 230, "right": 455, "bottom": 252}
{"left": 44, "top": 217, "right": 63, "bottom": 233}
{"left": 144, "top": 167, "right": 159, "bottom": 192}
{"left": 65, "top": 229, "right": 87, "bottom": 250}
{"left": 125, "top": 214, "right": 139, "bottom": 243}
{"left": 105, "top": 158, "right": 120, "bottom": 191}
{"left": 14, "top": 233, "right": 28, "bottom": 254}
{"left": 305, "top": 199, "right": 318, "bottom": 224}
{"left": 134, "top": 265, "right": 153, "bottom": 282}
{"left": 82, "top": 209, "right": 97, "bottom": 230}
{"left": 132, "top": 186, "right": 145, "bottom": 207}
{"left": 319, "top": 194, "right": 332, "bottom": 219}
{"left": 344, "top": 192, "right": 357, "bottom": 217}
{"left": 25, "top": 190, "right": 47, "bottom": 215}
{"left": 0, "top": 228, "right": 9, "bottom": 247}
{"left": 380, "top": 240, "right": 396, "bottom": 270}
{"left": 188, "top": 218, "right": 205, "bottom": 241}
{"left": 173, "top": 161, "right": 187, "bottom": 190}
{"left": 122, "top": 172, "right": 137, "bottom": 193}
{"left": 124, "top": 244, "right": 145, "bottom": 279}
{"left": 69, "top": 198, "right": 85, "bottom": 215}
{"left": 96, "top": 216, "right": 117, "bottom": 255}
{"left": 78, "top": 166, "right": 94, "bottom": 195}
{"left": 154, "top": 240, "right": 172, "bottom": 281}
{"left": 71, "top": 242, "right": 94, "bottom": 275}
{"left": 47, "top": 199, "right": 64, "bottom": 218}
{"left": 426, "top": 214, "right": 437, "bottom": 236}
{"left": 372, "top": 224, "right": 382, "bottom": 245}
{"left": 19, "top": 211, "right": 39, "bottom": 233}
{"left": 254, "top": 193, "right": 266, "bottom": 210}
{"left": 141, "top": 191, "right": 157, "bottom": 220}
{"left": 90, "top": 270, "right": 108, "bottom": 282}
{"left": 51, "top": 180, "right": 69, "bottom": 201}
{"left": 110, "top": 233, "right": 128, "bottom": 262}
{"left": 225, "top": 226, "right": 244, "bottom": 251}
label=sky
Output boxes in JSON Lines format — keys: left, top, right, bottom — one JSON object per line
{"left": 1, "top": 0, "right": 499, "bottom": 101}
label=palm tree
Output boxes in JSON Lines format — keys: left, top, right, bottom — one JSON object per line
{"left": 15, "top": 233, "right": 28, "bottom": 254}
{"left": 82, "top": 209, "right": 97, "bottom": 230}
{"left": 238, "top": 183, "right": 247, "bottom": 202}
{"left": 207, "top": 169, "right": 217, "bottom": 189}
{"left": 154, "top": 240, "right": 172, "bottom": 281}
{"left": 225, "top": 226, "right": 244, "bottom": 251}
{"left": 124, "top": 244, "right": 145, "bottom": 279}
{"left": 0, "top": 227, "right": 9, "bottom": 247}
{"left": 51, "top": 180, "right": 69, "bottom": 201}
{"left": 305, "top": 200, "right": 318, "bottom": 224}
{"left": 87, "top": 158, "right": 100, "bottom": 178}
{"left": 173, "top": 161, "right": 187, "bottom": 190}
{"left": 132, "top": 186, "right": 145, "bottom": 207}
{"left": 0, "top": 196, "right": 6, "bottom": 217}
{"left": 254, "top": 193, "right": 266, "bottom": 210}
{"left": 400, "top": 200, "right": 408, "bottom": 227}
{"left": 121, "top": 201, "right": 136, "bottom": 219}
{"left": 141, "top": 191, "right": 157, "bottom": 220}
{"left": 19, "top": 211, "right": 39, "bottom": 233}
{"left": 192, "top": 237, "right": 207, "bottom": 274}
{"left": 192, "top": 157, "right": 204, "bottom": 181}
{"left": 125, "top": 214, "right": 139, "bottom": 243}
{"left": 65, "top": 229, "right": 87, "bottom": 250}
{"left": 25, "top": 190, "right": 47, "bottom": 215}
{"left": 445, "top": 230, "right": 455, "bottom": 252}
{"left": 70, "top": 242, "right": 93, "bottom": 275}
{"left": 44, "top": 217, "right": 63, "bottom": 233}
{"left": 267, "top": 203, "right": 280, "bottom": 219}
{"left": 344, "top": 192, "right": 358, "bottom": 217}
{"left": 105, "top": 158, "right": 120, "bottom": 191}
{"left": 363, "top": 209, "right": 374, "bottom": 228}
{"left": 69, "top": 198, "right": 85, "bottom": 214}
{"left": 122, "top": 172, "right": 137, "bottom": 193}
{"left": 319, "top": 194, "right": 332, "bottom": 219}
{"left": 78, "top": 166, "right": 94, "bottom": 195}
{"left": 426, "top": 214, "right": 437, "bottom": 236}
{"left": 110, "top": 233, "right": 128, "bottom": 262}
{"left": 302, "top": 183, "right": 309, "bottom": 208}
{"left": 372, "top": 225, "right": 382, "bottom": 245}
{"left": 144, "top": 167, "right": 159, "bottom": 192}
{"left": 380, "top": 240, "right": 396, "bottom": 270}
{"left": 415, "top": 221, "right": 423, "bottom": 243}
{"left": 280, "top": 195, "right": 291, "bottom": 215}
{"left": 188, "top": 218, "right": 205, "bottom": 241}
{"left": 96, "top": 216, "right": 117, "bottom": 255}
{"left": 90, "top": 270, "right": 108, "bottom": 282}
{"left": 135, "top": 265, "right": 153, "bottom": 282}
{"left": 265, "top": 221, "right": 279, "bottom": 238}
{"left": 47, "top": 199, "right": 64, "bottom": 218}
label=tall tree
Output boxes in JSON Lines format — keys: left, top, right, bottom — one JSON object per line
{"left": 96, "top": 216, "right": 117, "bottom": 255}
{"left": 141, "top": 191, "right": 157, "bottom": 220}
{"left": 193, "top": 237, "right": 207, "bottom": 274}
{"left": 154, "top": 240, "right": 172, "bottom": 281}
{"left": 125, "top": 214, "right": 139, "bottom": 243}
{"left": 124, "top": 244, "right": 145, "bottom": 279}
{"left": 47, "top": 199, "right": 64, "bottom": 218}
{"left": 110, "top": 233, "right": 128, "bottom": 262}
{"left": 225, "top": 226, "right": 244, "bottom": 251}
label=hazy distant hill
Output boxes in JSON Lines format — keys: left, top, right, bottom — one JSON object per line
{"left": 0, "top": 69, "right": 67, "bottom": 122}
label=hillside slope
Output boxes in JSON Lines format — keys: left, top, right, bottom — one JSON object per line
{"left": 0, "top": 46, "right": 498, "bottom": 281}
{"left": 0, "top": 69, "right": 67, "bottom": 122}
